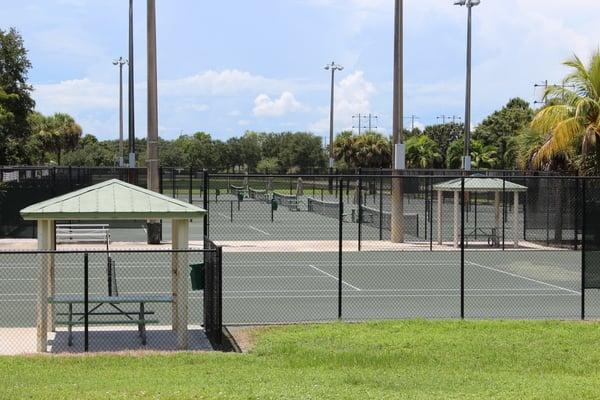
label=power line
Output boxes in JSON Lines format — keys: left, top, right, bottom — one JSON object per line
{"left": 436, "top": 115, "right": 462, "bottom": 124}
{"left": 533, "top": 80, "right": 576, "bottom": 106}
{"left": 403, "top": 115, "right": 419, "bottom": 130}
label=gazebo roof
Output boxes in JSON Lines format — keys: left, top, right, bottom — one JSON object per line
{"left": 21, "top": 179, "right": 206, "bottom": 220}
{"left": 433, "top": 176, "right": 528, "bottom": 193}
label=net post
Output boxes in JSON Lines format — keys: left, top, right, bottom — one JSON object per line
{"left": 84, "top": 252, "right": 89, "bottom": 352}
{"left": 203, "top": 170, "right": 209, "bottom": 238}
{"left": 460, "top": 177, "right": 465, "bottom": 320}
{"left": 581, "top": 178, "right": 586, "bottom": 320}
{"left": 338, "top": 177, "right": 344, "bottom": 320}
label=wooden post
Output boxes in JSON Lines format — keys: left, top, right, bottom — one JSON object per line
{"left": 36, "top": 220, "right": 51, "bottom": 353}
{"left": 453, "top": 191, "right": 459, "bottom": 248}
{"left": 513, "top": 192, "right": 519, "bottom": 248}
{"left": 437, "top": 191, "right": 443, "bottom": 245}
{"left": 172, "top": 219, "right": 189, "bottom": 350}
{"left": 171, "top": 221, "right": 179, "bottom": 332}
{"left": 48, "top": 220, "right": 56, "bottom": 332}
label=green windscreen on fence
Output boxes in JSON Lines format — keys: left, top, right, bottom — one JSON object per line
{"left": 584, "top": 182, "right": 600, "bottom": 289}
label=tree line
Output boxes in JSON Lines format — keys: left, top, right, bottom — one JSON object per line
{"left": 3, "top": 26, "right": 600, "bottom": 175}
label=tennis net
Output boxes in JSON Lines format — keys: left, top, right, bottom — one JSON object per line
{"left": 307, "top": 197, "right": 341, "bottom": 220}
{"left": 360, "top": 206, "right": 419, "bottom": 237}
{"left": 249, "top": 187, "right": 270, "bottom": 203}
{"left": 230, "top": 185, "right": 246, "bottom": 197}
{"left": 273, "top": 192, "right": 298, "bottom": 208}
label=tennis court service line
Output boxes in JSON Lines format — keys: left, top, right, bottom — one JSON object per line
{"left": 248, "top": 225, "right": 270, "bottom": 236}
{"left": 308, "top": 264, "right": 361, "bottom": 291}
{"left": 466, "top": 261, "right": 581, "bottom": 295}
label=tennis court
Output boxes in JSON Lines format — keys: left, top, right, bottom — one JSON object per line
{"left": 2, "top": 248, "right": 599, "bottom": 331}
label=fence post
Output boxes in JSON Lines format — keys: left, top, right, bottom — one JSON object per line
{"left": 172, "top": 168, "right": 176, "bottom": 198}
{"left": 203, "top": 170, "right": 209, "bottom": 238}
{"left": 429, "top": 176, "right": 433, "bottom": 252}
{"left": 51, "top": 167, "right": 56, "bottom": 197}
{"left": 358, "top": 168, "right": 362, "bottom": 252}
{"left": 460, "top": 177, "right": 465, "bottom": 319}
{"left": 581, "top": 178, "right": 586, "bottom": 320}
{"left": 338, "top": 177, "right": 344, "bottom": 320}
{"left": 84, "top": 252, "right": 89, "bottom": 352}
{"left": 574, "top": 178, "right": 579, "bottom": 251}
{"left": 189, "top": 166, "right": 193, "bottom": 204}
{"left": 502, "top": 174, "right": 506, "bottom": 251}
{"left": 159, "top": 166, "right": 163, "bottom": 194}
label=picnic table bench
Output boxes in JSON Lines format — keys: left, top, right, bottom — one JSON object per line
{"left": 464, "top": 227, "right": 500, "bottom": 247}
{"left": 49, "top": 295, "right": 173, "bottom": 346}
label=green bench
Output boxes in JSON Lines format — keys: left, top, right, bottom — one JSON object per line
{"left": 49, "top": 295, "right": 173, "bottom": 346}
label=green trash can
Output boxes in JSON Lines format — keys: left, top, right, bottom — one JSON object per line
{"left": 238, "top": 192, "right": 244, "bottom": 202}
{"left": 271, "top": 199, "right": 278, "bottom": 211}
{"left": 190, "top": 263, "right": 205, "bottom": 291}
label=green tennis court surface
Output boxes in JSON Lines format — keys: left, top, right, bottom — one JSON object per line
{"left": 2, "top": 250, "right": 599, "bottom": 329}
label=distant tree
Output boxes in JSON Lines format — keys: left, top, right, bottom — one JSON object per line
{"left": 422, "top": 123, "right": 463, "bottom": 165}
{"left": 239, "top": 132, "right": 262, "bottom": 172}
{"left": 33, "top": 113, "right": 82, "bottom": 165}
{"left": 473, "top": 98, "right": 533, "bottom": 168}
{"left": 256, "top": 157, "right": 280, "bottom": 174}
{"left": 529, "top": 51, "right": 600, "bottom": 174}
{"left": 0, "top": 28, "right": 35, "bottom": 164}
{"left": 447, "top": 138, "right": 498, "bottom": 169}
{"left": 334, "top": 132, "right": 391, "bottom": 169}
{"left": 405, "top": 135, "right": 443, "bottom": 168}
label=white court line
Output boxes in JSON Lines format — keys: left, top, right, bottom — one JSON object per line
{"left": 466, "top": 261, "right": 581, "bottom": 295}
{"left": 227, "top": 275, "right": 329, "bottom": 279}
{"left": 308, "top": 264, "right": 361, "bottom": 291}
{"left": 248, "top": 226, "right": 270, "bottom": 236}
{"left": 222, "top": 293, "right": 580, "bottom": 300}
{"left": 217, "top": 212, "right": 229, "bottom": 219}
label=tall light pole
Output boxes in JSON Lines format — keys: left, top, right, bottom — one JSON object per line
{"left": 325, "top": 62, "right": 343, "bottom": 170}
{"left": 391, "top": 0, "right": 405, "bottom": 243}
{"left": 146, "top": 0, "right": 161, "bottom": 244}
{"left": 113, "top": 57, "right": 127, "bottom": 167}
{"left": 454, "top": 0, "right": 481, "bottom": 171}
{"left": 128, "top": 0, "right": 136, "bottom": 169}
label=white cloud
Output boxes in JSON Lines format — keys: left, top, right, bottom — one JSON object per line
{"left": 33, "top": 78, "right": 116, "bottom": 113}
{"left": 253, "top": 91, "right": 308, "bottom": 117}
{"left": 160, "top": 70, "right": 290, "bottom": 97}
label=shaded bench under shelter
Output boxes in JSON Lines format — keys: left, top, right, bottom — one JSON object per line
{"left": 433, "top": 177, "right": 528, "bottom": 248}
{"left": 20, "top": 179, "right": 206, "bottom": 352}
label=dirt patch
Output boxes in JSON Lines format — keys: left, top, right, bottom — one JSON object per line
{"left": 226, "top": 326, "right": 265, "bottom": 353}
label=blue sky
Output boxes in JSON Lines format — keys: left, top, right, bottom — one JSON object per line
{"left": 1, "top": 0, "right": 599, "bottom": 142}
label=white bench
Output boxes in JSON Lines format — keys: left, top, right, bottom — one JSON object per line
{"left": 56, "top": 224, "right": 111, "bottom": 245}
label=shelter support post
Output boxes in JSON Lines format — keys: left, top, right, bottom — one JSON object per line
{"left": 36, "top": 219, "right": 53, "bottom": 352}
{"left": 453, "top": 191, "right": 459, "bottom": 248}
{"left": 437, "top": 191, "right": 443, "bottom": 245}
{"left": 48, "top": 222, "right": 56, "bottom": 332}
{"left": 172, "top": 219, "right": 189, "bottom": 350}
{"left": 513, "top": 192, "right": 519, "bottom": 248}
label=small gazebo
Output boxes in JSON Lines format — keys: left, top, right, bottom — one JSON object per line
{"left": 20, "top": 179, "right": 206, "bottom": 352}
{"left": 433, "top": 177, "right": 528, "bottom": 248}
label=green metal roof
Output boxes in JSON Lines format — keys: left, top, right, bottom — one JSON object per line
{"left": 21, "top": 179, "right": 206, "bottom": 220}
{"left": 433, "top": 177, "right": 528, "bottom": 193}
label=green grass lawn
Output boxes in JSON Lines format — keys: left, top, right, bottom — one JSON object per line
{"left": 2, "top": 320, "right": 600, "bottom": 399}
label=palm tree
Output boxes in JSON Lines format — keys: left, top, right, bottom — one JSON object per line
{"left": 530, "top": 51, "right": 600, "bottom": 172}
{"left": 333, "top": 132, "right": 391, "bottom": 169}
{"left": 405, "top": 135, "right": 442, "bottom": 168}
{"left": 446, "top": 138, "right": 498, "bottom": 169}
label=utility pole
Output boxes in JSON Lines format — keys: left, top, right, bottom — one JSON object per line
{"left": 455, "top": 0, "right": 481, "bottom": 171}
{"left": 113, "top": 57, "right": 127, "bottom": 167}
{"left": 146, "top": 0, "right": 161, "bottom": 244}
{"left": 404, "top": 115, "right": 419, "bottom": 131}
{"left": 353, "top": 113, "right": 379, "bottom": 134}
{"left": 391, "top": 0, "right": 405, "bottom": 243}
{"left": 534, "top": 81, "right": 575, "bottom": 106}
{"left": 437, "top": 115, "right": 462, "bottom": 124}
{"left": 128, "top": 0, "right": 136, "bottom": 171}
